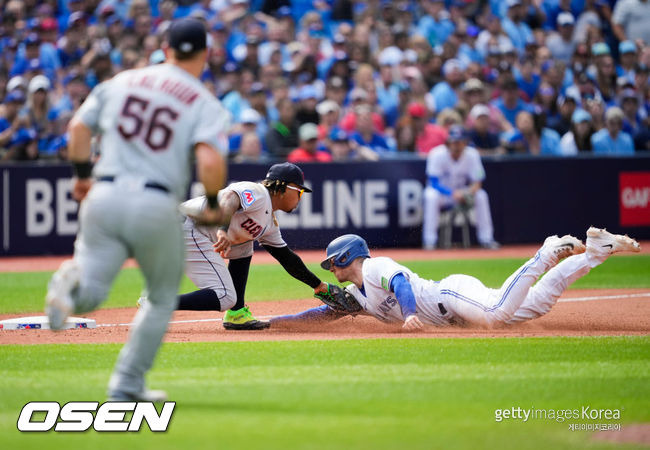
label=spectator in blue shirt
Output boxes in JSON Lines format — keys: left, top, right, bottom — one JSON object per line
{"left": 20, "top": 75, "right": 56, "bottom": 154}
{"left": 0, "top": 90, "right": 27, "bottom": 150}
{"left": 34, "top": 18, "right": 62, "bottom": 77}
{"left": 417, "top": 0, "right": 455, "bottom": 47}
{"left": 375, "top": 54, "right": 401, "bottom": 128}
{"left": 95, "top": 0, "right": 131, "bottom": 23}
{"left": 560, "top": 109, "right": 594, "bottom": 155}
{"left": 430, "top": 59, "right": 465, "bottom": 114}
{"left": 591, "top": 107, "right": 635, "bottom": 154}
{"left": 457, "top": 26, "right": 484, "bottom": 65}
{"left": 246, "top": 82, "right": 271, "bottom": 138}
{"left": 514, "top": 110, "right": 562, "bottom": 155}
{"left": 190, "top": 0, "right": 218, "bottom": 22}
{"left": 616, "top": 40, "right": 637, "bottom": 79}
{"left": 467, "top": 104, "right": 504, "bottom": 155}
{"left": 10, "top": 33, "right": 59, "bottom": 82}
{"left": 50, "top": 71, "right": 89, "bottom": 119}
{"left": 222, "top": 68, "right": 255, "bottom": 123}
{"left": 349, "top": 105, "right": 392, "bottom": 154}
{"left": 547, "top": 92, "right": 580, "bottom": 136}
{"left": 490, "top": 76, "right": 535, "bottom": 126}
{"left": 514, "top": 56, "right": 541, "bottom": 101}
{"left": 545, "top": 12, "right": 577, "bottom": 64}
{"left": 620, "top": 89, "right": 644, "bottom": 139}
{"left": 57, "top": 19, "right": 86, "bottom": 69}
{"left": 46, "top": 131, "right": 69, "bottom": 160}
{"left": 3, "top": 126, "right": 38, "bottom": 160}
{"left": 502, "top": 0, "right": 534, "bottom": 55}
{"left": 229, "top": 108, "right": 268, "bottom": 155}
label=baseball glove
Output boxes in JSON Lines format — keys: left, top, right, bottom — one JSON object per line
{"left": 315, "top": 283, "right": 363, "bottom": 314}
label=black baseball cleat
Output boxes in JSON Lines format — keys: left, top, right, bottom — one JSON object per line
{"left": 222, "top": 306, "right": 270, "bottom": 330}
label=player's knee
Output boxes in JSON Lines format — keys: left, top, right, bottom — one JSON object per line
{"left": 219, "top": 292, "right": 237, "bottom": 311}
{"left": 486, "top": 308, "right": 515, "bottom": 326}
{"left": 207, "top": 285, "right": 236, "bottom": 310}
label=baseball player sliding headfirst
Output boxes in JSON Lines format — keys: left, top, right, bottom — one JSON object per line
{"left": 271, "top": 228, "right": 640, "bottom": 329}
{"left": 45, "top": 18, "right": 230, "bottom": 401}
{"left": 143, "top": 162, "right": 331, "bottom": 329}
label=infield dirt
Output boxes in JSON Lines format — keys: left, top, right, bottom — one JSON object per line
{"left": 1, "top": 289, "right": 648, "bottom": 345}
{"left": 1, "top": 245, "right": 648, "bottom": 345}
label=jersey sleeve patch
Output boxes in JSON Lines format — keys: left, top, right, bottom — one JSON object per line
{"left": 381, "top": 276, "right": 390, "bottom": 291}
{"left": 241, "top": 190, "right": 256, "bottom": 207}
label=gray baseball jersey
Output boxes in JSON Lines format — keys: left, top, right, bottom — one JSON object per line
{"left": 179, "top": 181, "right": 287, "bottom": 309}
{"left": 76, "top": 63, "right": 230, "bottom": 199}
{"left": 64, "top": 62, "right": 230, "bottom": 399}
{"left": 180, "top": 181, "right": 286, "bottom": 255}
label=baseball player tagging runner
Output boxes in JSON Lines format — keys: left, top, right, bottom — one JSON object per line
{"left": 143, "top": 162, "right": 331, "bottom": 329}
{"left": 271, "top": 228, "right": 640, "bottom": 329}
{"left": 45, "top": 18, "right": 230, "bottom": 401}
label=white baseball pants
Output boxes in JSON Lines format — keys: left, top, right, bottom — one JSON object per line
{"left": 438, "top": 251, "right": 602, "bottom": 327}
{"left": 422, "top": 186, "right": 495, "bottom": 247}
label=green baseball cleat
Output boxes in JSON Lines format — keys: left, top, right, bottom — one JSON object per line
{"left": 223, "top": 305, "right": 270, "bottom": 330}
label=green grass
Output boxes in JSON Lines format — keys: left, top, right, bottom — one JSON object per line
{"left": 1, "top": 255, "right": 649, "bottom": 314}
{"left": 1, "top": 254, "right": 648, "bottom": 448}
{"left": 0, "top": 337, "right": 648, "bottom": 449}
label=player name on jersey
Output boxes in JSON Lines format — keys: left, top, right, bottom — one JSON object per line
{"left": 127, "top": 73, "right": 199, "bottom": 106}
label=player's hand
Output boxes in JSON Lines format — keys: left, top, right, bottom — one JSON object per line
{"left": 403, "top": 314, "right": 424, "bottom": 331}
{"left": 72, "top": 177, "right": 93, "bottom": 202}
{"left": 452, "top": 189, "right": 466, "bottom": 203}
{"left": 212, "top": 229, "right": 232, "bottom": 257}
{"left": 313, "top": 282, "right": 329, "bottom": 296}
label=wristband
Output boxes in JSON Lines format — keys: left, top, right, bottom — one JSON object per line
{"left": 206, "top": 194, "right": 219, "bottom": 209}
{"left": 72, "top": 161, "right": 93, "bottom": 179}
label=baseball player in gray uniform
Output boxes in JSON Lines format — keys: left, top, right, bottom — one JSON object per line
{"left": 150, "top": 162, "right": 330, "bottom": 329}
{"left": 271, "top": 228, "right": 640, "bottom": 329}
{"left": 45, "top": 18, "right": 230, "bottom": 401}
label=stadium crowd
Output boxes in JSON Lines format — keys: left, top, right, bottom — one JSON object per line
{"left": 1, "top": 0, "right": 650, "bottom": 162}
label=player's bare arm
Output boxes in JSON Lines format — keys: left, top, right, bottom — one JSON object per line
{"left": 67, "top": 117, "right": 94, "bottom": 202}
{"left": 212, "top": 191, "right": 242, "bottom": 255}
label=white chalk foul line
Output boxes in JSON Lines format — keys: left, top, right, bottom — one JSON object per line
{"left": 97, "top": 315, "right": 276, "bottom": 328}
{"left": 96, "top": 293, "right": 650, "bottom": 328}
{"left": 557, "top": 292, "right": 650, "bottom": 302}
